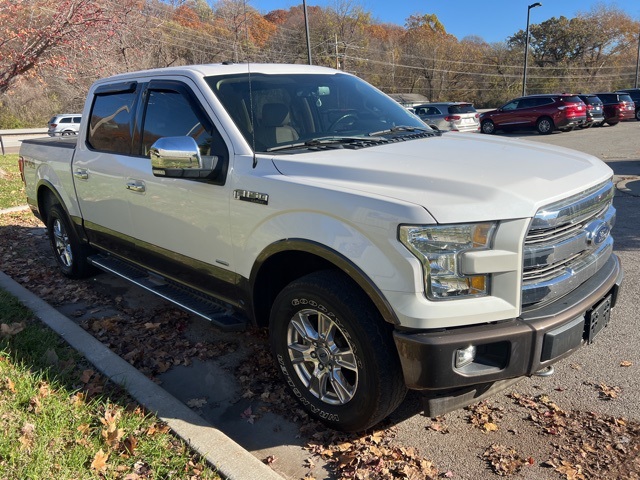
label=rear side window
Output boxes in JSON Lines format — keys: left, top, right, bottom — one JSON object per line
{"left": 88, "top": 91, "right": 137, "bottom": 154}
{"left": 60, "top": 117, "right": 72, "bottom": 124}
{"left": 73, "top": 117, "right": 82, "bottom": 123}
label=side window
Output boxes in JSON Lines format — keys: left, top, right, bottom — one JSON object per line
{"left": 88, "top": 91, "right": 137, "bottom": 154}
{"left": 61, "top": 117, "right": 72, "bottom": 124}
{"left": 73, "top": 117, "right": 82, "bottom": 123}
{"left": 141, "top": 90, "right": 224, "bottom": 159}
{"left": 141, "top": 87, "right": 228, "bottom": 180}
{"left": 502, "top": 101, "right": 518, "bottom": 111}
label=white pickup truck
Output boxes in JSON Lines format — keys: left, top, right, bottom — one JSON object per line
{"left": 19, "top": 64, "right": 623, "bottom": 432}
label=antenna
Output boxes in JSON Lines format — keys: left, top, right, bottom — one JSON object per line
{"left": 243, "top": 0, "right": 258, "bottom": 168}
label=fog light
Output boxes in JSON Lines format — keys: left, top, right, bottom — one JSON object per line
{"left": 455, "top": 345, "right": 477, "bottom": 368}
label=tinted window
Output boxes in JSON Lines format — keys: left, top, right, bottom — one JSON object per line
{"left": 88, "top": 91, "right": 137, "bottom": 154}
{"left": 73, "top": 117, "right": 82, "bottom": 123}
{"left": 560, "top": 96, "right": 582, "bottom": 103}
{"left": 580, "top": 96, "right": 601, "bottom": 105}
{"left": 141, "top": 90, "right": 225, "bottom": 161}
{"left": 207, "top": 73, "right": 426, "bottom": 152}
{"left": 619, "top": 94, "right": 633, "bottom": 103}
{"left": 596, "top": 93, "right": 616, "bottom": 103}
{"left": 61, "top": 117, "right": 72, "bottom": 124}
{"left": 502, "top": 100, "right": 518, "bottom": 111}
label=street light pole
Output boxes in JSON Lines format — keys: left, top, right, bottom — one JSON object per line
{"left": 522, "top": 2, "right": 542, "bottom": 97}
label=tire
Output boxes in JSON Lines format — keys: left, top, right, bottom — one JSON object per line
{"left": 606, "top": 121, "right": 619, "bottom": 127}
{"left": 635, "top": 109, "right": 640, "bottom": 121}
{"left": 481, "top": 119, "right": 495, "bottom": 134}
{"left": 269, "top": 270, "right": 407, "bottom": 432}
{"left": 536, "top": 117, "right": 554, "bottom": 135}
{"left": 46, "top": 204, "right": 94, "bottom": 279}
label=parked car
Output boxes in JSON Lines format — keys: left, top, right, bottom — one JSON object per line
{"left": 47, "top": 114, "right": 82, "bottom": 136}
{"left": 413, "top": 102, "right": 480, "bottom": 132}
{"left": 593, "top": 92, "right": 635, "bottom": 126}
{"left": 615, "top": 88, "right": 640, "bottom": 121}
{"left": 480, "top": 93, "right": 586, "bottom": 135}
{"left": 577, "top": 94, "right": 605, "bottom": 127}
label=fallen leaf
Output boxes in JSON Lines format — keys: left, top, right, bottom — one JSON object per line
{"left": 1, "top": 322, "right": 25, "bottom": 337}
{"left": 187, "top": 397, "right": 207, "bottom": 408}
{"left": 123, "top": 435, "right": 138, "bottom": 455}
{"left": 91, "top": 449, "right": 109, "bottom": 472}
{"left": 483, "top": 422, "right": 499, "bottom": 432}
{"left": 263, "top": 455, "right": 276, "bottom": 465}
{"left": 80, "top": 369, "right": 94, "bottom": 384}
{"left": 620, "top": 360, "right": 632, "bottom": 367}
{"left": 5, "top": 377, "right": 16, "bottom": 393}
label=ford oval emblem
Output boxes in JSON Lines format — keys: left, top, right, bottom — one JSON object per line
{"left": 585, "top": 220, "right": 610, "bottom": 246}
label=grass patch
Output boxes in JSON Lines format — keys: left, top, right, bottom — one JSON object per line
{"left": 0, "top": 154, "right": 25, "bottom": 210}
{"left": 0, "top": 289, "right": 220, "bottom": 479}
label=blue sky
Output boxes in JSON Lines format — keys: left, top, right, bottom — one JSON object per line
{"left": 250, "top": 0, "right": 640, "bottom": 43}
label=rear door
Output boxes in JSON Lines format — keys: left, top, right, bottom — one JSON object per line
{"left": 73, "top": 82, "right": 139, "bottom": 257}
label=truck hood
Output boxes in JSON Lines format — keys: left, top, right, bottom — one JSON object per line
{"left": 269, "top": 134, "right": 613, "bottom": 223}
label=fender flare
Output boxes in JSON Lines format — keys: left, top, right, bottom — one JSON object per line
{"left": 250, "top": 238, "right": 400, "bottom": 325}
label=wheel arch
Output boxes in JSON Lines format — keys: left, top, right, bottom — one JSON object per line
{"left": 249, "top": 239, "right": 399, "bottom": 329}
{"left": 36, "top": 180, "right": 66, "bottom": 225}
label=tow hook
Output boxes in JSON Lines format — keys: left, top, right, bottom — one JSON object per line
{"left": 533, "top": 365, "right": 555, "bottom": 377}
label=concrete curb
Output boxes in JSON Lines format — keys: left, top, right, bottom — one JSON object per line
{"left": 0, "top": 271, "right": 283, "bottom": 480}
{"left": 0, "top": 205, "right": 30, "bottom": 214}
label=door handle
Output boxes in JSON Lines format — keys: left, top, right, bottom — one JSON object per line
{"left": 73, "top": 168, "right": 88, "bottom": 180}
{"left": 126, "top": 180, "right": 146, "bottom": 193}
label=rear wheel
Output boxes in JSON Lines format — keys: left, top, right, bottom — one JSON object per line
{"left": 46, "top": 204, "right": 94, "bottom": 279}
{"left": 536, "top": 117, "right": 554, "bottom": 135}
{"left": 635, "top": 109, "right": 640, "bottom": 121}
{"left": 269, "top": 270, "right": 407, "bottom": 432}
{"left": 481, "top": 119, "right": 495, "bottom": 134}
{"left": 606, "top": 120, "right": 619, "bottom": 126}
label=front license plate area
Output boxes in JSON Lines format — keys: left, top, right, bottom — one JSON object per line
{"left": 585, "top": 295, "right": 612, "bottom": 343}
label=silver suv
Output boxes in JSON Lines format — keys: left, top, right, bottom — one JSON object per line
{"left": 48, "top": 114, "right": 82, "bottom": 136}
{"left": 414, "top": 102, "right": 480, "bottom": 132}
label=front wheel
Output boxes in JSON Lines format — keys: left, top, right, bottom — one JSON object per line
{"left": 606, "top": 120, "right": 619, "bottom": 127}
{"left": 269, "top": 270, "right": 407, "bottom": 432}
{"left": 46, "top": 204, "right": 94, "bottom": 279}
{"left": 635, "top": 109, "right": 640, "bottom": 121}
{"left": 481, "top": 119, "right": 495, "bottom": 134}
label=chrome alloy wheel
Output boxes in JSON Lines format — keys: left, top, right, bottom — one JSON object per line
{"left": 286, "top": 309, "right": 358, "bottom": 405}
{"left": 52, "top": 218, "right": 73, "bottom": 268}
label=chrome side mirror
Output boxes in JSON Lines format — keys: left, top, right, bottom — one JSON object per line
{"left": 150, "top": 136, "right": 217, "bottom": 179}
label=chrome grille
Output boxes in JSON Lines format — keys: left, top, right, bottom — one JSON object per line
{"left": 522, "top": 180, "right": 615, "bottom": 307}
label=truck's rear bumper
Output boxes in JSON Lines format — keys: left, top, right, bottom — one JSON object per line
{"left": 393, "top": 254, "right": 622, "bottom": 414}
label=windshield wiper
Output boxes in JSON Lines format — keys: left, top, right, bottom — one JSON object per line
{"left": 368, "top": 125, "right": 431, "bottom": 136}
{"left": 265, "top": 136, "right": 385, "bottom": 152}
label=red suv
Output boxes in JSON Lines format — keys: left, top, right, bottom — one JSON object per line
{"left": 594, "top": 92, "right": 635, "bottom": 126}
{"left": 480, "top": 94, "right": 587, "bottom": 135}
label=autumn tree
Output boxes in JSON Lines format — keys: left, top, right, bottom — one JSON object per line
{"left": 0, "top": 0, "right": 115, "bottom": 94}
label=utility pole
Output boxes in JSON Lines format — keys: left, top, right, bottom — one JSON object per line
{"left": 635, "top": 29, "right": 640, "bottom": 89}
{"left": 303, "top": 0, "right": 312, "bottom": 65}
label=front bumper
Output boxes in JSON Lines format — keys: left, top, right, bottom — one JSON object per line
{"left": 393, "top": 254, "right": 622, "bottom": 413}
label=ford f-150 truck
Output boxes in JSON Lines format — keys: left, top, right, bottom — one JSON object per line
{"left": 19, "top": 64, "right": 623, "bottom": 432}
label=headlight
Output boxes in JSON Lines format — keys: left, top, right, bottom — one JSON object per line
{"left": 399, "top": 223, "right": 497, "bottom": 300}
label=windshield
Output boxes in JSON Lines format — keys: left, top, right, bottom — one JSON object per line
{"left": 206, "top": 72, "right": 429, "bottom": 152}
